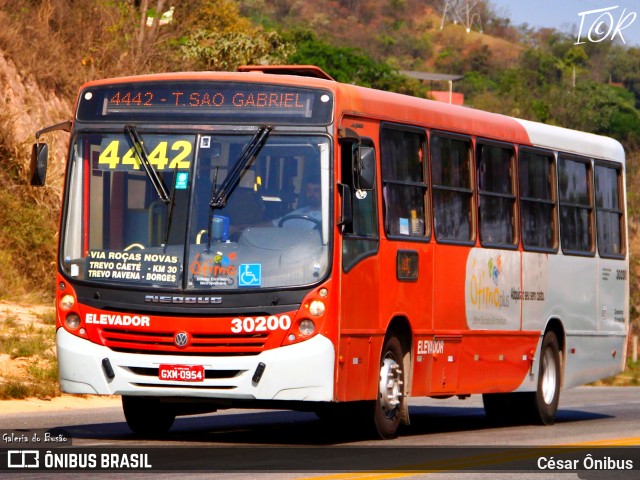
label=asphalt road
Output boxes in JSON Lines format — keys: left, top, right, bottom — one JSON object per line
{"left": 1, "top": 386, "right": 639, "bottom": 479}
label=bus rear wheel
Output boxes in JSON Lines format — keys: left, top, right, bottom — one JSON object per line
{"left": 374, "top": 335, "right": 405, "bottom": 439}
{"left": 122, "top": 396, "right": 176, "bottom": 436}
{"left": 528, "top": 331, "right": 561, "bottom": 425}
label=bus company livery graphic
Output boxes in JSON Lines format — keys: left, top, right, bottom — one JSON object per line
{"left": 190, "top": 252, "right": 238, "bottom": 287}
{"left": 468, "top": 253, "right": 511, "bottom": 312}
{"left": 488, "top": 256, "right": 502, "bottom": 287}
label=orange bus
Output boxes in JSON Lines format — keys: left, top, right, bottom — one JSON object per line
{"left": 32, "top": 65, "right": 629, "bottom": 438}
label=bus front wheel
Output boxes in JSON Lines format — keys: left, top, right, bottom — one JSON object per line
{"left": 122, "top": 396, "right": 176, "bottom": 436}
{"left": 374, "top": 335, "right": 405, "bottom": 439}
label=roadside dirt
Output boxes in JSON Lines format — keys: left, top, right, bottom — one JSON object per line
{"left": 0, "top": 395, "right": 120, "bottom": 414}
{"left": 0, "top": 300, "right": 53, "bottom": 325}
{"left": 0, "top": 300, "right": 120, "bottom": 414}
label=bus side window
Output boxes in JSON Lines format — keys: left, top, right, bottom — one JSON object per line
{"left": 558, "top": 155, "right": 594, "bottom": 255}
{"left": 380, "top": 124, "right": 429, "bottom": 239}
{"left": 595, "top": 163, "right": 625, "bottom": 258}
{"left": 431, "top": 134, "right": 473, "bottom": 244}
{"left": 519, "top": 148, "right": 557, "bottom": 252}
{"left": 477, "top": 142, "right": 517, "bottom": 248}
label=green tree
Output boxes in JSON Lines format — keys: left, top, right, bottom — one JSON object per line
{"left": 285, "top": 30, "right": 424, "bottom": 96}
{"left": 542, "top": 81, "right": 640, "bottom": 144}
{"left": 178, "top": 0, "right": 292, "bottom": 71}
{"left": 181, "top": 30, "right": 292, "bottom": 71}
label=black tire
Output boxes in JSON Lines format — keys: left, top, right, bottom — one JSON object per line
{"left": 374, "top": 336, "right": 405, "bottom": 439}
{"left": 529, "top": 331, "right": 561, "bottom": 425}
{"left": 122, "top": 396, "right": 176, "bottom": 436}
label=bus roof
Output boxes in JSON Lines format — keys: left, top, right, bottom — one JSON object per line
{"left": 514, "top": 118, "right": 625, "bottom": 164}
{"left": 332, "top": 81, "right": 625, "bottom": 165}
{"left": 77, "top": 68, "right": 625, "bottom": 164}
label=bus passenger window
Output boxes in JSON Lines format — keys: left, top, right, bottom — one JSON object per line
{"left": 380, "top": 125, "right": 429, "bottom": 239}
{"left": 431, "top": 134, "right": 473, "bottom": 243}
{"left": 558, "top": 156, "right": 594, "bottom": 254}
{"left": 595, "top": 164, "right": 625, "bottom": 258}
{"left": 519, "top": 149, "right": 557, "bottom": 251}
{"left": 477, "top": 143, "right": 516, "bottom": 248}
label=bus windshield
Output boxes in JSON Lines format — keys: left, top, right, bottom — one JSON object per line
{"left": 61, "top": 130, "right": 331, "bottom": 290}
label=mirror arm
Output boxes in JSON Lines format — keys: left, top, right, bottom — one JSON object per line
{"left": 35, "top": 119, "right": 72, "bottom": 140}
{"left": 337, "top": 183, "right": 353, "bottom": 226}
{"left": 338, "top": 127, "right": 361, "bottom": 143}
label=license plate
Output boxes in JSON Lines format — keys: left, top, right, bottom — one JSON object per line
{"left": 158, "top": 364, "right": 205, "bottom": 382}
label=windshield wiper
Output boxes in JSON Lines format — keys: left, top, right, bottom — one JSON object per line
{"left": 206, "top": 126, "right": 271, "bottom": 250}
{"left": 124, "top": 125, "right": 170, "bottom": 204}
{"left": 210, "top": 126, "right": 272, "bottom": 209}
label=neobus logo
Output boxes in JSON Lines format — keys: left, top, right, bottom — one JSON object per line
{"left": 144, "top": 295, "right": 223, "bottom": 305}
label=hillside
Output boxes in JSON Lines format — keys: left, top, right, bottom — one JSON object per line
{"left": 0, "top": 51, "right": 70, "bottom": 301}
{"left": 239, "top": 0, "right": 523, "bottom": 67}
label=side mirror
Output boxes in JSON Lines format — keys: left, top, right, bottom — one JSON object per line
{"left": 29, "top": 119, "right": 72, "bottom": 186}
{"left": 338, "top": 127, "right": 375, "bottom": 191}
{"left": 355, "top": 145, "right": 375, "bottom": 191}
{"left": 30, "top": 143, "right": 48, "bottom": 186}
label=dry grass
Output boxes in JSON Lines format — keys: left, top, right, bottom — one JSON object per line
{"left": 593, "top": 359, "right": 640, "bottom": 386}
{"left": 0, "top": 304, "right": 60, "bottom": 400}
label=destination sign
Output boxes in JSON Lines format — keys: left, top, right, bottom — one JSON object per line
{"left": 76, "top": 81, "right": 333, "bottom": 125}
{"left": 85, "top": 250, "right": 181, "bottom": 287}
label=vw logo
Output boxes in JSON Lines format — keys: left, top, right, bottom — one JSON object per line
{"left": 174, "top": 332, "right": 189, "bottom": 348}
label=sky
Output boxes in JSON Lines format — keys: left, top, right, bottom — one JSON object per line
{"left": 488, "top": 0, "right": 640, "bottom": 46}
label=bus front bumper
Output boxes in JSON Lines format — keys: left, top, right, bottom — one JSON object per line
{"left": 56, "top": 328, "right": 334, "bottom": 402}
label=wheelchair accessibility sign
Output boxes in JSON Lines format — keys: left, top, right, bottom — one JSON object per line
{"left": 239, "top": 264, "right": 261, "bottom": 287}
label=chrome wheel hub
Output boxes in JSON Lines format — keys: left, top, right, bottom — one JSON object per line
{"left": 541, "top": 347, "right": 557, "bottom": 405}
{"left": 379, "top": 356, "right": 403, "bottom": 417}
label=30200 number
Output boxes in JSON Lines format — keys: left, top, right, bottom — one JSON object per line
{"left": 230, "top": 315, "right": 292, "bottom": 333}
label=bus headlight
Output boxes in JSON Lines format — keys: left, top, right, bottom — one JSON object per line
{"left": 308, "top": 300, "right": 325, "bottom": 317}
{"left": 299, "top": 319, "right": 315, "bottom": 336}
{"left": 60, "top": 294, "right": 75, "bottom": 311}
{"left": 65, "top": 313, "right": 81, "bottom": 330}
